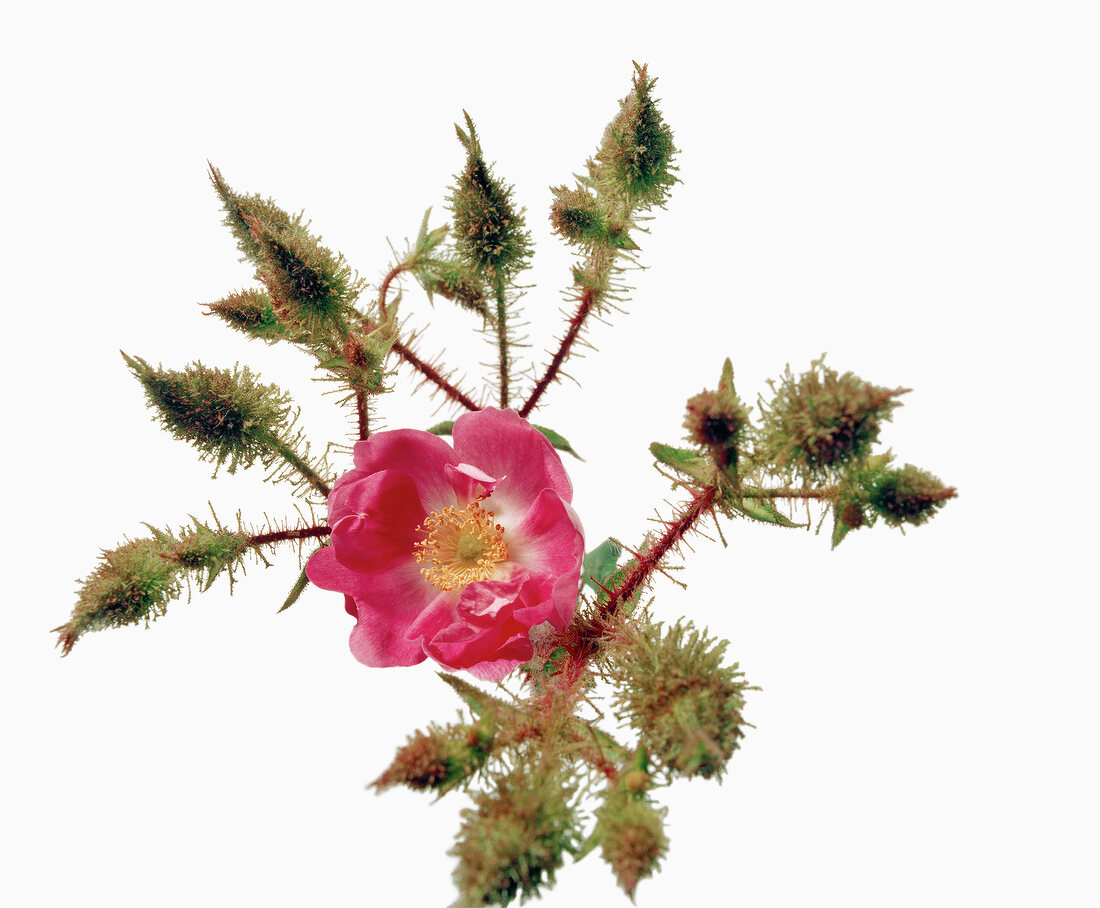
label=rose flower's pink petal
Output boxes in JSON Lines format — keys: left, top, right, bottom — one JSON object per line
{"left": 307, "top": 547, "right": 433, "bottom": 668}
{"left": 451, "top": 409, "right": 572, "bottom": 510}
{"left": 445, "top": 462, "right": 500, "bottom": 502}
{"left": 329, "top": 470, "right": 425, "bottom": 574}
{"left": 351, "top": 429, "right": 458, "bottom": 513}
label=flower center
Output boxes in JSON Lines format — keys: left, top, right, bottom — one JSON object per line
{"left": 414, "top": 500, "right": 509, "bottom": 591}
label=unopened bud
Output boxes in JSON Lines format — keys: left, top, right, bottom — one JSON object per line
{"left": 869, "top": 464, "right": 956, "bottom": 527}
{"left": 596, "top": 790, "right": 668, "bottom": 899}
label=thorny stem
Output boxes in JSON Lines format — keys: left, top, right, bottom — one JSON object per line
{"left": 249, "top": 524, "right": 332, "bottom": 547}
{"left": 368, "top": 263, "right": 481, "bottom": 411}
{"left": 494, "top": 277, "right": 510, "bottom": 408}
{"left": 390, "top": 336, "right": 480, "bottom": 411}
{"left": 377, "top": 263, "right": 406, "bottom": 321}
{"left": 565, "top": 484, "right": 718, "bottom": 679}
{"left": 355, "top": 389, "right": 369, "bottom": 441}
{"left": 519, "top": 286, "right": 596, "bottom": 418}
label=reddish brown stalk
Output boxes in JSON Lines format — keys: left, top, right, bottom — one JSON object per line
{"left": 519, "top": 287, "right": 596, "bottom": 418}
{"left": 390, "top": 337, "right": 480, "bottom": 411}
{"left": 355, "top": 389, "right": 369, "bottom": 440}
{"left": 565, "top": 485, "right": 718, "bottom": 679}
{"left": 249, "top": 525, "right": 332, "bottom": 547}
{"left": 377, "top": 263, "right": 406, "bottom": 321}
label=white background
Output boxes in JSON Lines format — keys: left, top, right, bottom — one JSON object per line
{"left": 3, "top": 2, "right": 1097, "bottom": 905}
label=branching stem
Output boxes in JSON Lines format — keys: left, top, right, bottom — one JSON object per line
{"left": 264, "top": 436, "right": 332, "bottom": 497}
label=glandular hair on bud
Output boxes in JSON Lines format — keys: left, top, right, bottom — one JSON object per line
{"left": 869, "top": 464, "right": 955, "bottom": 527}
{"left": 429, "top": 258, "right": 491, "bottom": 319}
{"left": 611, "top": 621, "right": 752, "bottom": 781}
{"left": 123, "top": 354, "right": 294, "bottom": 474}
{"left": 596, "top": 791, "right": 669, "bottom": 899}
{"left": 759, "top": 359, "right": 907, "bottom": 480}
{"left": 450, "top": 771, "right": 578, "bottom": 906}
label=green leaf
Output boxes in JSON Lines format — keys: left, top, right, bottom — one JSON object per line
{"left": 277, "top": 562, "right": 311, "bottom": 612}
{"left": 582, "top": 539, "right": 622, "bottom": 594}
{"left": 438, "top": 673, "right": 518, "bottom": 719}
{"left": 831, "top": 513, "right": 853, "bottom": 549}
{"left": 533, "top": 425, "right": 583, "bottom": 460}
{"left": 733, "top": 495, "right": 803, "bottom": 528}
{"left": 427, "top": 420, "right": 455, "bottom": 436}
{"left": 650, "top": 442, "right": 711, "bottom": 483}
{"left": 574, "top": 826, "right": 602, "bottom": 862}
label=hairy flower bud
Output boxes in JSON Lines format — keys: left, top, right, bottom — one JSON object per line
{"left": 450, "top": 771, "right": 578, "bottom": 906}
{"left": 759, "top": 358, "right": 908, "bottom": 479}
{"left": 123, "top": 354, "right": 296, "bottom": 475}
{"left": 208, "top": 164, "right": 299, "bottom": 266}
{"left": 448, "top": 112, "right": 532, "bottom": 281}
{"left": 868, "top": 464, "right": 956, "bottom": 527}
{"left": 372, "top": 723, "right": 485, "bottom": 794}
{"left": 204, "top": 288, "right": 298, "bottom": 344}
{"left": 596, "top": 790, "right": 669, "bottom": 899}
{"left": 549, "top": 186, "right": 636, "bottom": 250}
{"left": 249, "top": 218, "right": 359, "bottom": 334}
{"left": 55, "top": 538, "right": 183, "bottom": 655}
{"left": 595, "top": 63, "right": 678, "bottom": 209}
{"left": 424, "top": 258, "right": 491, "bottom": 319}
{"left": 611, "top": 621, "right": 753, "bottom": 780}
{"left": 684, "top": 359, "right": 750, "bottom": 476}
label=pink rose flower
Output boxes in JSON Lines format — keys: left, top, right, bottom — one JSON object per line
{"left": 306, "top": 408, "right": 584, "bottom": 681}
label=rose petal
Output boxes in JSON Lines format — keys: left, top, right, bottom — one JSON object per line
{"left": 452, "top": 408, "right": 572, "bottom": 510}
{"left": 351, "top": 429, "right": 458, "bottom": 513}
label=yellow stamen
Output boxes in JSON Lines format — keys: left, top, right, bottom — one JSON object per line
{"left": 414, "top": 500, "right": 508, "bottom": 591}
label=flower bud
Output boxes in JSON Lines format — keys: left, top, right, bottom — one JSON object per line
{"left": 207, "top": 164, "right": 298, "bottom": 266}
{"left": 123, "top": 353, "right": 295, "bottom": 474}
{"left": 759, "top": 359, "right": 908, "bottom": 479}
{"left": 596, "top": 790, "right": 668, "bottom": 899}
{"left": 447, "top": 112, "right": 532, "bottom": 281}
{"left": 549, "top": 186, "right": 637, "bottom": 250}
{"left": 249, "top": 218, "right": 359, "bottom": 334}
{"left": 595, "top": 63, "right": 678, "bottom": 209}
{"left": 684, "top": 359, "right": 750, "bottom": 476}
{"left": 868, "top": 463, "right": 956, "bottom": 527}
{"left": 611, "top": 621, "right": 752, "bottom": 780}
{"left": 421, "top": 257, "right": 491, "bottom": 319}
{"left": 372, "top": 724, "right": 482, "bottom": 794}
{"left": 450, "top": 771, "right": 578, "bottom": 906}
{"left": 54, "top": 538, "right": 183, "bottom": 655}
{"left": 155, "top": 522, "right": 252, "bottom": 591}
{"left": 203, "top": 289, "right": 299, "bottom": 344}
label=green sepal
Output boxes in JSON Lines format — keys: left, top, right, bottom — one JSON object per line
{"left": 731, "top": 494, "right": 803, "bottom": 528}
{"left": 427, "top": 420, "right": 455, "bottom": 435}
{"left": 582, "top": 538, "right": 622, "bottom": 594}
{"left": 438, "top": 673, "right": 518, "bottom": 720}
{"left": 650, "top": 442, "right": 711, "bottom": 484}
{"left": 534, "top": 425, "right": 583, "bottom": 460}
{"left": 316, "top": 355, "right": 350, "bottom": 370}
{"left": 277, "top": 562, "right": 312, "bottom": 612}
{"left": 574, "top": 826, "right": 602, "bottom": 862}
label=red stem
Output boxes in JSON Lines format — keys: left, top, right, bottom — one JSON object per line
{"left": 249, "top": 525, "right": 332, "bottom": 547}
{"left": 390, "top": 337, "right": 480, "bottom": 411}
{"left": 519, "top": 287, "right": 596, "bottom": 418}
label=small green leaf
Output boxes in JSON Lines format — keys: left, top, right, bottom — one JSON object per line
{"left": 427, "top": 420, "right": 455, "bottom": 436}
{"left": 438, "top": 673, "right": 518, "bottom": 719}
{"left": 831, "top": 514, "right": 853, "bottom": 549}
{"left": 533, "top": 425, "right": 583, "bottom": 460}
{"left": 316, "top": 355, "right": 349, "bottom": 369}
{"left": 733, "top": 495, "right": 803, "bottom": 528}
{"left": 650, "top": 442, "right": 711, "bottom": 483}
{"left": 277, "top": 562, "right": 311, "bottom": 612}
{"left": 575, "top": 826, "right": 602, "bottom": 862}
{"left": 582, "top": 539, "right": 622, "bottom": 594}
